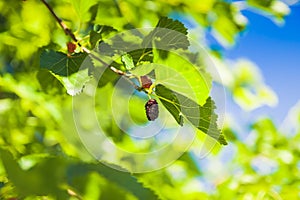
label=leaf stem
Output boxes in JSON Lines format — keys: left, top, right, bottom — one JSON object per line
{"left": 40, "top": 0, "right": 141, "bottom": 91}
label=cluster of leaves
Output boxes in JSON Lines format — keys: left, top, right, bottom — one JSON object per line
{"left": 0, "top": 0, "right": 294, "bottom": 199}
{"left": 39, "top": 15, "right": 227, "bottom": 145}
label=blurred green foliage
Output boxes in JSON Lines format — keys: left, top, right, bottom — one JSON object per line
{"left": 0, "top": 0, "right": 298, "bottom": 199}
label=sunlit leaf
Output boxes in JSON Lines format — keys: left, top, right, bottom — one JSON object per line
{"left": 129, "top": 63, "right": 156, "bottom": 76}
{"left": 155, "top": 84, "right": 227, "bottom": 145}
{"left": 58, "top": 68, "right": 91, "bottom": 96}
{"left": 154, "top": 50, "right": 211, "bottom": 106}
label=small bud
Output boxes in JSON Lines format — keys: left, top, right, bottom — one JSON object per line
{"left": 67, "top": 42, "right": 76, "bottom": 53}
{"left": 140, "top": 75, "right": 152, "bottom": 89}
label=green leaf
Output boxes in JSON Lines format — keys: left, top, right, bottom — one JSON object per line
{"left": 157, "top": 17, "right": 188, "bottom": 34}
{"left": 72, "top": 0, "right": 98, "bottom": 23}
{"left": 129, "top": 63, "right": 156, "bottom": 77}
{"left": 59, "top": 56, "right": 94, "bottom": 95}
{"left": 58, "top": 68, "right": 91, "bottom": 96}
{"left": 121, "top": 54, "right": 135, "bottom": 70}
{"left": 110, "top": 34, "right": 143, "bottom": 54}
{"left": 40, "top": 50, "right": 87, "bottom": 76}
{"left": 155, "top": 84, "right": 184, "bottom": 126}
{"left": 155, "top": 84, "right": 227, "bottom": 145}
{"left": 36, "top": 69, "right": 65, "bottom": 94}
{"left": 142, "top": 17, "right": 190, "bottom": 50}
{"left": 154, "top": 50, "right": 211, "bottom": 106}
{"left": 89, "top": 25, "right": 117, "bottom": 48}
{"left": 129, "top": 50, "right": 211, "bottom": 106}
{"left": 128, "top": 48, "right": 153, "bottom": 65}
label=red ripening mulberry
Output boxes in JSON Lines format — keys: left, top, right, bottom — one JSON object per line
{"left": 67, "top": 42, "right": 76, "bottom": 53}
{"left": 140, "top": 75, "right": 152, "bottom": 89}
{"left": 145, "top": 99, "right": 159, "bottom": 121}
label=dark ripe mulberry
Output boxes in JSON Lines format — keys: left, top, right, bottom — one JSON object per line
{"left": 145, "top": 99, "right": 159, "bottom": 121}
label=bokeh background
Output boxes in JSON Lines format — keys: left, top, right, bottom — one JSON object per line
{"left": 0, "top": 0, "right": 299, "bottom": 199}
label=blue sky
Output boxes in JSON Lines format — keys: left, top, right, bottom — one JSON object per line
{"left": 224, "top": 3, "right": 300, "bottom": 123}
{"left": 171, "top": 3, "right": 300, "bottom": 124}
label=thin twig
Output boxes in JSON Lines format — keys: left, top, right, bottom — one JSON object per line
{"left": 41, "top": 0, "right": 78, "bottom": 43}
{"left": 40, "top": 0, "right": 141, "bottom": 90}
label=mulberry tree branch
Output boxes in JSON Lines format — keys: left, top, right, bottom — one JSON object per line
{"left": 40, "top": 0, "right": 141, "bottom": 90}
{"left": 41, "top": 0, "right": 78, "bottom": 43}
